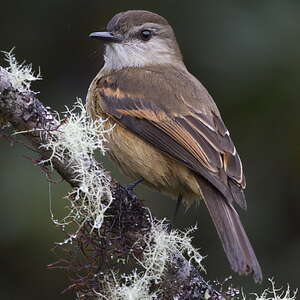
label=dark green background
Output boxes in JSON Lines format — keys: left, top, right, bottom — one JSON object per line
{"left": 1, "top": 1, "right": 299, "bottom": 299}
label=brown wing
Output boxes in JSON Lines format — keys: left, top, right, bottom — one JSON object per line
{"left": 89, "top": 67, "right": 263, "bottom": 281}
{"left": 94, "top": 67, "right": 246, "bottom": 208}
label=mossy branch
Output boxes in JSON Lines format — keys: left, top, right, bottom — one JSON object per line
{"left": 0, "top": 53, "right": 228, "bottom": 299}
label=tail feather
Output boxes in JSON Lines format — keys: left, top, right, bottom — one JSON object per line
{"left": 200, "top": 181, "right": 262, "bottom": 282}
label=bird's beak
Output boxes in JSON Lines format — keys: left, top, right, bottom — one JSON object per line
{"left": 89, "top": 32, "right": 123, "bottom": 43}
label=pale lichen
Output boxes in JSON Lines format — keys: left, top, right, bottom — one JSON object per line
{"left": 249, "top": 279, "right": 297, "bottom": 300}
{"left": 2, "top": 49, "right": 41, "bottom": 92}
{"left": 140, "top": 220, "right": 205, "bottom": 281}
{"left": 93, "top": 220, "right": 205, "bottom": 300}
{"left": 41, "top": 99, "right": 113, "bottom": 233}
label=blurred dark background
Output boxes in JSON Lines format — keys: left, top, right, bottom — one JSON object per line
{"left": 1, "top": 1, "right": 300, "bottom": 299}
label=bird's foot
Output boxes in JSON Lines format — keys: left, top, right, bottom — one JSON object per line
{"left": 126, "top": 177, "right": 144, "bottom": 191}
{"left": 124, "top": 177, "right": 144, "bottom": 199}
{"left": 172, "top": 194, "right": 183, "bottom": 225}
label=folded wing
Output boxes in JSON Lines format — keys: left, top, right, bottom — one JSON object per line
{"left": 94, "top": 70, "right": 246, "bottom": 208}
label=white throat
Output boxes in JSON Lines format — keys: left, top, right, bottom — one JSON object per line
{"left": 101, "top": 39, "right": 183, "bottom": 72}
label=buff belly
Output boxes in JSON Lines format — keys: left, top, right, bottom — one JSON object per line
{"left": 106, "top": 121, "right": 202, "bottom": 207}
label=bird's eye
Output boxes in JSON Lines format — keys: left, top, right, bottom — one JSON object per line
{"left": 140, "top": 30, "right": 152, "bottom": 41}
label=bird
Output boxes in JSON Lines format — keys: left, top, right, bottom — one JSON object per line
{"left": 86, "top": 10, "right": 262, "bottom": 282}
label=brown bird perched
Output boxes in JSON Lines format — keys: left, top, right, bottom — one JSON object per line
{"left": 86, "top": 10, "right": 262, "bottom": 282}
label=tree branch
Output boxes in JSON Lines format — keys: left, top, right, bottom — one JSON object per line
{"left": 0, "top": 63, "right": 227, "bottom": 299}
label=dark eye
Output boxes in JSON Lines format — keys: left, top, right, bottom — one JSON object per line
{"left": 140, "top": 30, "right": 152, "bottom": 41}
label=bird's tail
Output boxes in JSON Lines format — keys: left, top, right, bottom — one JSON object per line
{"left": 200, "top": 181, "right": 262, "bottom": 282}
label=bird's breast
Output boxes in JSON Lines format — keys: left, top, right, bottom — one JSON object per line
{"left": 106, "top": 121, "right": 201, "bottom": 206}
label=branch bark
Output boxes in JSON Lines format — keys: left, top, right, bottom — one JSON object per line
{"left": 0, "top": 65, "right": 227, "bottom": 300}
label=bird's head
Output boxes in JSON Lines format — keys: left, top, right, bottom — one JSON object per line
{"left": 89, "top": 10, "right": 183, "bottom": 71}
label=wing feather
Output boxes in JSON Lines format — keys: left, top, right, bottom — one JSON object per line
{"left": 96, "top": 71, "right": 246, "bottom": 208}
